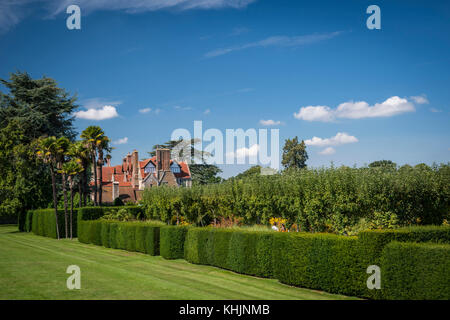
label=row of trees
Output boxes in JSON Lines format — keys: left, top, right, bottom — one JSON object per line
{"left": 35, "top": 127, "right": 111, "bottom": 239}
{"left": 141, "top": 163, "right": 450, "bottom": 234}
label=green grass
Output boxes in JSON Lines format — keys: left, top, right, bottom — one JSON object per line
{"left": 0, "top": 225, "right": 357, "bottom": 300}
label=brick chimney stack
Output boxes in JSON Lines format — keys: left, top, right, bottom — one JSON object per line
{"left": 156, "top": 148, "right": 171, "bottom": 171}
{"left": 132, "top": 149, "right": 139, "bottom": 188}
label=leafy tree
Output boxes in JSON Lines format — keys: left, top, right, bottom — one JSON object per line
{"left": 281, "top": 137, "right": 308, "bottom": 170}
{"left": 368, "top": 160, "right": 397, "bottom": 169}
{"left": 232, "top": 165, "right": 262, "bottom": 180}
{"left": 148, "top": 138, "right": 210, "bottom": 163}
{"left": 55, "top": 136, "right": 71, "bottom": 238}
{"left": 96, "top": 135, "right": 112, "bottom": 205}
{"left": 0, "top": 72, "right": 77, "bottom": 223}
{"left": 189, "top": 164, "right": 223, "bottom": 185}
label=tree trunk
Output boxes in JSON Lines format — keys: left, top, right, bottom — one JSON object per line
{"left": 50, "top": 166, "right": 60, "bottom": 240}
{"left": 78, "top": 177, "right": 82, "bottom": 208}
{"left": 92, "top": 153, "right": 98, "bottom": 206}
{"left": 82, "top": 168, "right": 88, "bottom": 206}
{"left": 69, "top": 177, "right": 74, "bottom": 240}
{"left": 62, "top": 172, "right": 68, "bottom": 239}
{"left": 98, "top": 150, "right": 103, "bottom": 207}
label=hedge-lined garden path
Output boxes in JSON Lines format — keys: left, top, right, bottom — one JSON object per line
{"left": 0, "top": 225, "right": 357, "bottom": 300}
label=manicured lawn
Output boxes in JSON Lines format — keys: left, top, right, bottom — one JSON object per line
{"left": 0, "top": 225, "right": 357, "bottom": 300}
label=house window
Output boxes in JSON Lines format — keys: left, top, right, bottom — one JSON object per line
{"left": 144, "top": 163, "right": 155, "bottom": 173}
{"left": 171, "top": 164, "right": 181, "bottom": 173}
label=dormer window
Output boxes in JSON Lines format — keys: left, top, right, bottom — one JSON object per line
{"left": 144, "top": 162, "right": 155, "bottom": 173}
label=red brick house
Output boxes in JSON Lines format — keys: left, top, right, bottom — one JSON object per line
{"left": 94, "top": 148, "right": 191, "bottom": 203}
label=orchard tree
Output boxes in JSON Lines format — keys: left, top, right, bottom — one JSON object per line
{"left": 281, "top": 136, "right": 308, "bottom": 170}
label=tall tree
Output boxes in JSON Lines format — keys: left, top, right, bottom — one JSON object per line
{"left": 55, "top": 137, "right": 70, "bottom": 238}
{"left": 189, "top": 164, "right": 223, "bottom": 185}
{"left": 61, "top": 160, "right": 83, "bottom": 239}
{"left": 36, "top": 137, "right": 62, "bottom": 239}
{"left": 96, "top": 135, "right": 111, "bottom": 206}
{"left": 80, "top": 126, "right": 105, "bottom": 206}
{"left": 0, "top": 71, "right": 77, "bottom": 224}
{"left": 68, "top": 141, "right": 91, "bottom": 207}
{"left": 368, "top": 160, "right": 397, "bottom": 170}
{"left": 281, "top": 137, "right": 308, "bottom": 170}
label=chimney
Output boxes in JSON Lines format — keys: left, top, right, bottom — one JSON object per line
{"left": 156, "top": 148, "right": 170, "bottom": 171}
{"left": 132, "top": 150, "right": 139, "bottom": 188}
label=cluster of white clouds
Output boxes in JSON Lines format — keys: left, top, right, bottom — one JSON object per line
{"left": 74, "top": 105, "right": 119, "bottom": 120}
{"left": 205, "top": 31, "right": 342, "bottom": 58}
{"left": 294, "top": 96, "right": 420, "bottom": 122}
{"left": 305, "top": 132, "right": 358, "bottom": 156}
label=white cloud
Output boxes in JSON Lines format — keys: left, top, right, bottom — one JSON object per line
{"left": 294, "top": 96, "right": 416, "bottom": 122}
{"left": 204, "top": 109, "right": 211, "bottom": 115}
{"left": 1, "top": 0, "right": 257, "bottom": 34}
{"left": 226, "top": 144, "right": 259, "bottom": 159}
{"left": 294, "top": 105, "right": 334, "bottom": 122}
{"left": 260, "top": 119, "right": 281, "bottom": 126}
{"left": 205, "top": 31, "right": 342, "bottom": 58}
{"left": 174, "top": 105, "right": 192, "bottom": 111}
{"left": 319, "top": 147, "right": 336, "bottom": 155}
{"left": 113, "top": 137, "right": 128, "bottom": 145}
{"left": 430, "top": 108, "right": 442, "bottom": 113}
{"left": 154, "top": 108, "right": 162, "bottom": 115}
{"left": 139, "top": 108, "right": 152, "bottom": 114}
{"left": 410, "top": 95, "right": 429, "bottom": 104}
{"left": 305, "top": 132, "right": 358, "bottom": 147}
{"left": 74, "top": 105, "right": 119, "bottom": 120}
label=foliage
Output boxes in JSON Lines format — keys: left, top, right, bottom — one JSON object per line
{"left": 189, "top": 164, "right": 223, "bottom": 185}
{"left": 142, "top": 164, "right": 450, "bottom": 234}
{"left": 160, "top": 226, "right": 188, "bottom": 259}
{"left": 368, "top": 160, "right": 397, "bottom": 169}
{"left": 78, "top": 220, "right": 161, "bottom": 255}
{"left": 113, "top": 197, "right": 125, "bottom": 206}
{"left": 281, "top": 136, "right": 308, "bottom": 169}
{"left": 31, "top": 208, "right": 79, "bottom": 238}
{"left": 101, "top": 208, "right": 135, "bottom": 221}
{"left": 381, "top": 241, "right": 450, "bottom": 299}
{"left": 231, "top": 165, "right": 261, "bottom": 180}
{"left": 0, "top": 72, "right": 77, "bottom": 224}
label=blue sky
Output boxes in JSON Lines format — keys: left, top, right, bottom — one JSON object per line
{"left": 1, "top": 0, "right": 449, "bottom": 178}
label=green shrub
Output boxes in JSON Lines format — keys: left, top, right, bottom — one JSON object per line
{"left": 113, "top": 197, "right": 125, "bottom": 206}
{"left": 135, "top": 224, "right": 160, "bottom": 255}
{"left": 381, "top": 241, "right": 450, "bottom": 299}
{"left": 109, "top": 223, "right": 118, "bottom": 249}
{"left": 160, "top": 226, "right": 188, "bottom": 259}
{"left": 125, "top": 224, "right": 137, "bottom": 252}
{"left": 101, "top": 221, "right": 112, "bottom": 247}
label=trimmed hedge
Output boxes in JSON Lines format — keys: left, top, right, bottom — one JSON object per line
{"left": 31, "top": 209, "right": 79, "bottom": 238}
{"left": 78, "top": 220, "right": 161, "bottom": 256}
{"left": 381, "top": 241, "right": 450, "bottom": 299}
{"left": 25, "top": 210, "right": 34, "bottom": 232}
{"left": 184, "top": 228, "right": 274, "bottom": 278}
{"left": 160, "top": 226, "right": 188, "bottom": 259}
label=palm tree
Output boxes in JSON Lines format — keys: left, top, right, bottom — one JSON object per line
{"left": 55, "top": 137, "right": 70, "bottom": 238}
{"left": 68, "top": 141, "right": 90, "bottom": 207}
{"left": 36, "top": 136, "right": 61, "bottom": 239}
{"left": 61, "top": 160, "right": 84, "bottom": 239}
{"left": 96, "top": 135, "right": 111, "bottom": 206}
{"left": 80, "top": 126, "right": 104, "bottom": 206}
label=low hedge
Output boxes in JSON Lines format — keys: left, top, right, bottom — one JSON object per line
{"left": 31, "top": 209, "right": 79, "bottom": 238}
{"left": 160, "top": 226, "right": 188, "bottom": 259}
{"left": 25, "top": 210, "right": 34, "bottom": 232}
{"left": 184, "top": 228, "right": 274, "bottom": 278}
{"left": 381, "top": 241, "right": 450, "bottom": 299}
{"left": 78, "top": 220, "right": 161, "bottom": 256}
